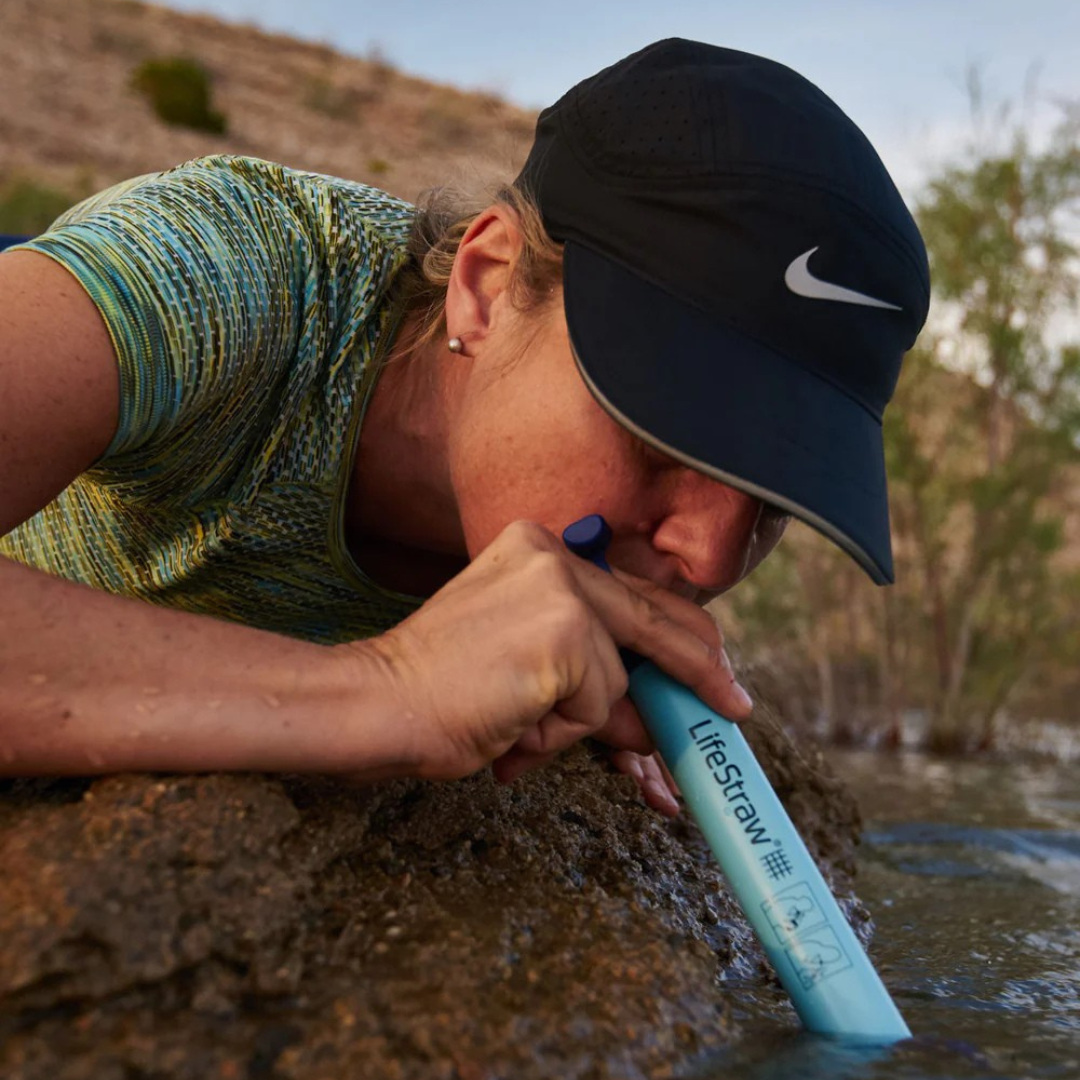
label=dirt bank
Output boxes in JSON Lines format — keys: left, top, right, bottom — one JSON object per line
{"left": 0, "top": 708, "right": 866, "bottom": 1080}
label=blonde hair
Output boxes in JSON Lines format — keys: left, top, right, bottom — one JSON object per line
{"left": 394, "top": 182, "right": 564, "bottom": 352}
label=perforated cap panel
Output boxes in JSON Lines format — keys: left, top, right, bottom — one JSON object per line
{"left": 569, "top": 40, "right": 714, "bottom": 177}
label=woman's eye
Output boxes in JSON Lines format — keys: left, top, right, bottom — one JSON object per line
{"left": 758, "top": 504, "right": 792, "bottom": 536}
{"left": 761, "top": 504, "right": 791, "bottom": 524}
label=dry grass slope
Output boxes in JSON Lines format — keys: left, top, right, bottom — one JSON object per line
{"left": 0, "top": 0, "right": 536, "bottom": 222}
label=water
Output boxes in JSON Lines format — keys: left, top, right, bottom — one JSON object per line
{"left": 695, "top": 750, "right": 1080, "bottom": 1079}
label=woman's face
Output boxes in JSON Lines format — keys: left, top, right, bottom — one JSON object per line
{"left": 446, "top": 295, "right": 789, "bottom": 603}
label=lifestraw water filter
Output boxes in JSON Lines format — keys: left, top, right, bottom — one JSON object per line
{"left": 563, "top": 514, "right": 910, "bottom": 1043}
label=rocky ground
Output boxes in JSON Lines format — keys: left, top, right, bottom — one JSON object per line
{"left": 0, "top": 705, "right": 866, "bottom": 1080}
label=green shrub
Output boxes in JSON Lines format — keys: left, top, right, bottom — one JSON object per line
{"left": 131, "top": 57, "right": 227, "bottom": 134}
{"left": 0, "top": 178, "right": 78, "bottom": 234}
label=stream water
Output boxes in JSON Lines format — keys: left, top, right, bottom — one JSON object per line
{"left": 694, "top": 749, "right": 1080, "bottom": 1079}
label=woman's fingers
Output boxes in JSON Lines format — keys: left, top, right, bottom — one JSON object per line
{"left": 487, "top": 523, "right": 750, "bottom": 722}
{"left": 657, "top": 753, "right": 681, "bottom": 797}
{"left": 492, "top": 744, "right": 557, "bottom": 784}
{"left": 497, "top": 741, "right": 681, "bottom": 818}
{"left": 494, "top": 621, "right": 631, "bottom": 782}
{"left": 370, "top": 520, "right": 750, "bottom": 784}
{"left": 612, "top": 567, "right": 725, "bottom": 650}
{"left": 592, "top": 696, "right": 654, "bottom": 755}
{"left": 608, "top": 749, "right": 681, "bottom": 817}
{"left": 567, "top": 558, "right": 754, "bottom": 722}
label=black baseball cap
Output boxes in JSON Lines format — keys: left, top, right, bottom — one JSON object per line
{"left": 515, "top": 39, "right": 930, "bottom": 584}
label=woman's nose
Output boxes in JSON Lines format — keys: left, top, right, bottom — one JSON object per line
{"left": 650, "top": 476, "right": 762, "bottom": 594}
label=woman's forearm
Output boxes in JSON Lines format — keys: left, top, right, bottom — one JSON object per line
{"left": 0, "top": 555, "right": 409, "bottom": 777}
{"left": 2, "top": 520, "right": 757, "bottom": 786}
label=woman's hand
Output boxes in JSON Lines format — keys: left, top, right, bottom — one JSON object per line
{"left": 343, "top": 520, "right": 752, "bottom": 788}
{"left": 606, "top": 749, "right": 682, "bottom": 817}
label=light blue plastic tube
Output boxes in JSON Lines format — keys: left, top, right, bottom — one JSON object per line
{"left": 564, "top": 515, "right": 910, "bottom": 1044}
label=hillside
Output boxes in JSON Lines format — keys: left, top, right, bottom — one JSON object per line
{"left": 0, "top": 0, "right": 535, "bottom": 218}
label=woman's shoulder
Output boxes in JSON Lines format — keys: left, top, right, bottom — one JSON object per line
{"left": 30, "top": 156, "right": 417, "bottom": 323}
{"left": 54, "top": 154, "right": 416, "bottom": 252}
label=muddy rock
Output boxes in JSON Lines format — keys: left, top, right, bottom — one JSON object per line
{"left": 0, "top": 709, "right": 865, "bottom": 1080}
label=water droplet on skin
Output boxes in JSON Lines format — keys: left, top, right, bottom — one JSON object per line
{"left": 263, "top": 694, "right": 282, "bottom": 708}
{"left": 85, "top": 750, "right": 106, "bottom": 768}
{"left": 28, "top": 673, "right": 47, "bottom": 685}
{"left": 143, "top": 687, "right": 163, "bottom": 696}
{"left": 207, "top": 700, "right": 222, "bottom": 710}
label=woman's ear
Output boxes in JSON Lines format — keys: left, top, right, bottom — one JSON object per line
{"left": 444, "top": 205, "right": 524, "bottom": 353}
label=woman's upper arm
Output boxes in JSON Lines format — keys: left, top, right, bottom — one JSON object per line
{"left": 0, "top": 250, "right": 120, "bottom": 536}
{"left": 0, "top": 155, "right": 404, "bottom": 538}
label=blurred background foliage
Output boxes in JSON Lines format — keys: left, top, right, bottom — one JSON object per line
{"left": 0, "top": 176, "right": 85, "bottom": 234}
{"left": 716, "top": 109, "right": 1080, "bottom": 753}
{"left": 130, "top": 56, "right": 226, "bottom": 133}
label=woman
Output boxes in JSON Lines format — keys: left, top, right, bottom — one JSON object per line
{"left": 0, "top": 40, "right": 928, "bottom": 812}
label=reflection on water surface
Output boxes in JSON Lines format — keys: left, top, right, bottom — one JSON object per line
{"left": 695, "top": 750, "right": 1080, "bottom": 1080}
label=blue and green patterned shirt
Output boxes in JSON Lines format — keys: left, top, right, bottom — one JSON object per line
{"left": 0, "top": 155, "right": 425, "bottom": 643}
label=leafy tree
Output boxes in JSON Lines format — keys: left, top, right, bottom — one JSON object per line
{"left": 721, "top": 110, "right": 1080, "bottom": 752}
{"left": 905, "top": 113, "right": 1080, "bottom": 748}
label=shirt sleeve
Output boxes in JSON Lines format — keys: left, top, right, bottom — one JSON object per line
{"left": 13, "top": 155, "right": 355, "bottom": 479}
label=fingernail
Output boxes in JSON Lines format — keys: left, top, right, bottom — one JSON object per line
{"left": 733, "top": 682, "right": 754, "bottom": 711}
{"left": 646, "top": 780, "right": 679, "bottom": 814}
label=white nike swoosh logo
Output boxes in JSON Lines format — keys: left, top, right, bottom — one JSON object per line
{"left": 784, "top": 247, "right": 902, "bottom": 311}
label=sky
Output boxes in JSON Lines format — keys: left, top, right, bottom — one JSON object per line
{"left": 157, "top": 0, "right": 1080, "bottom": 196}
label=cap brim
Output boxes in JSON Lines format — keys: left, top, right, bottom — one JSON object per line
{"left": 563, "top": 241, "right": 895, "bottom": 585}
